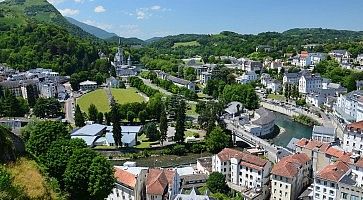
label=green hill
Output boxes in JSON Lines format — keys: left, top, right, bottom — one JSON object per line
{"left": 0, "top": 0, "right": 96, "bottom": 39}
{"left": 66, "top": 17, "right": 118, "bottom": 39}
{"left": 106, "top": 35, "right": 146, "bottom": 46}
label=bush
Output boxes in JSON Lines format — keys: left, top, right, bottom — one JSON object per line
{"left": 190, "top": 143, "right": 205, "bottom": 153}
{"left": 172, "top": 144, "right": 187, "bottom": 156}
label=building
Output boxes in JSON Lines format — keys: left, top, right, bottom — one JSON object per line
{"left": 244, "top": 108, "right": 276, "bottom": 137}
{"left": 256, "top": 45, "right": 272, "bottom": 52}
{"left": 112, "top": 38, "right": 139, "bottom": 78}
{"left": 173, "top": 187, "right": 213, "bottom": 200}
{"left": 79, "top": 80, "right": 97, "bottom": 91}
{"left": 299, "top": 74, "right": 322, "bottom": 94}
{"left": 335, "top": 90, "right": 363, "bottom": 123}
{"left": 106, "top": 76, "right": 121, "bottom": 88}
{"left": 200, "top": 72, "right": 212, "bottom": 84}
{"left": 71, "top": 124, "right": 141, "bottom": 147}
{"left": 156, "top": 71, "right": 195, "bottom": 91}
{"left": 357, "top": 54, "right": 363, "bottom": 65}
{"left": 266, "top": 80, "right": 282, "bottom": 93}
{"left": 329, "top": 50, "right": 351, "bottom": 64}
{"left": 212, "top": 148, "right": 272, "bottom": 199}
{"left": 236, "top": 71, "right": 257, "bottom": 84}
{"left": 242, "top": 60, "right": 262, "bottom": 72}
{"left": 312, "top": 126, "right": 336, "bottom": 143}
{"left": 343, "top": 121, "right": 363, "bottom": 154}
{"left": 260, "top": 73, "right": 272, "bottom": 87}
{"left": 295, "top": 138, "right": 352, "bottom": 172}
{"left": 176, "top": 167, "right": 207, "bottom": 189}
{"left": 145, "top": 168, "right": 180, "bottom": 200}
{"left": 283, "top": 73, "right": 300, "bottom": 85}
{"left": 0, "top": 79, "right": 39, "bottom": 98}
{"left": 107, "top": 166, "right": 148, "bottom": 200}
{"left": 196, "top": 157, "right": 212, "bottom": 175}
{"left": 271, "top": 153, "right": 311, "bottom": 200}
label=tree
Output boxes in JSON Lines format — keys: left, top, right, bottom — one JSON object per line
{"left": 88, "top": 156, "right": 115, "bottom": 199}
{"left": 207, "top": 172, "right": 229, "bottom": 194}
{"left": 174, "top": 97, "right": 186, "bottom": 143}
{"left": 127, "top": 111, "right": 136, "bottom": 123}
{"left": 143, "top": 122, "right": 160, "bottom": 142}
{"left": 222, "top": 84, "right": 259, "bottom": 110}
{"left": 1, "top": 89, "right": 28, "bottom": 117}
{"left": 74, "top": 104, "right": 85, "bottom": 127}
{"left": 159, "top": 108, "right": 168, "bottom": 145}
{"left": 88, "top": 104, "right": 99, "bottom": 122}
{"left": 104, "top": 112, "right": 111, "bottom": 125}
{"left": 33, "top": 98, "right": 62, "bottom": 118}
{"left": 26, "top": 85, "right": 38, "bottom": 107}
{"left": 205, "top": 126, "right": 230, "bottom": 154}
{"left": 26, "top": 121, "right": 69, "bottom": 157}
{"left": 138, "top": 110, "right": 147, "bottom": 124}
{"left": 42, "top": 138, "right": 87, "bottom": 184}
{"left": 111, "top": 104, "right": 122, "bottom": 147}
{"left": 97, "top": 112, "right": 104, "bottom": 124}
{"left": 63, "top": 148, "right": 97, "bottom": 200}
{"left": 146, "top": 93, "right": 163, "bottom": 121}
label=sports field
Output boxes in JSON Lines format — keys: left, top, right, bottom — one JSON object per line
{"left": 111, "top": 88, "right": 145, "bottom": 105}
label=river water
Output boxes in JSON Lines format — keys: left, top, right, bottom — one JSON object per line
{"left": 272, "top": 112, "right": 313, "bottom": 147}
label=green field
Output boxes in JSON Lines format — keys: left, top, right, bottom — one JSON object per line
{"left": 78, "top": 88, "right": 145, "bottom": 113}
{"left": 173, "top": 41, "right": 200, "bottom": 48}
{"left": 186, "top": 103, "right": 198, "bottom": 116}
{"left": 111, "top": 88, "right": 145, "bottom": 105}
{"left": 77, "top": 89, "right": 110, "bottom": 113}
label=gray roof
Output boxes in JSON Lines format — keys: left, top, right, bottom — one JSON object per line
{"left": 284, "top": 73, "right": 299, "bottom": 78}
{"left": 174, "top": 187, "right": 213, "bottom": 200}
{"left": 286, "top": 138, "right": 299, "bottom": 152}
{"left": 312, "top": 126, "right": 336, "bottom": 136}
{"left": 345, "top": 90, "right": 363, "bottom": 101}
{"left": 71, "top": 124, "right": 106, "bottom": 136}
{"left": 224, "top": 101, "right": 243, "bottom": 115}
{"left": 105, "top": 132, "right": 136, "bottom": 144}
{"left": 252, "top": 108, "right": 276, "bottom": 125}
{"left": 71, "top": 135, "right": 99, "bottom": 146}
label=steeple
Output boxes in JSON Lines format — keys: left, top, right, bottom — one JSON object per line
{"left": 128, "top": 55, "right": 132, "bottom": 66}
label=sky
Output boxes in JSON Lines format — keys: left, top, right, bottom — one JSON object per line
{"left": 48, "top": 0, "right": 363, "bottom": 40}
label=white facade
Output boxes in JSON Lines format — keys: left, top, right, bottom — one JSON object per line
{"left": 343, "top": 121, "right": 363, "bottom": 154}
{"left": 266, "top": 80, "right": 281, "bottom": 93}
{"left": 335, "top": 90, "right": 363, "bottom": 123}
{"left": 298, "top": 75, "right": 322, "bottom": 94}
{"left": 79, "top": 80, "right": 97, "bottom": 91}
{"left": 236, "top": 71, "right": 257, "bottom": 84}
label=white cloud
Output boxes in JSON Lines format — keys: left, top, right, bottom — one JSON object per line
{"left": 129, "top": 5, "right": 168, "bottom": 20}
{"left": 83, "top": 20, "right": 112, "bottom": 30}
{"left": 94, "top": 5, "right": 106, "bottom": 13}
{"left": 59, "top": 8, "right": 80, "bottom": 16}
{"left": 117, "top": 24, "right": 143, "bottom": 38}
{"left": 74, "top": 0, "right": 84, "bottom": 3}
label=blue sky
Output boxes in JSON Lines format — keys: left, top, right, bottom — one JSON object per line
{"left": 48, "top": 0, "right": 363, "bottom": 40}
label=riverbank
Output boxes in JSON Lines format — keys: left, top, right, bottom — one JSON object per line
{"left": 292, "top": 115, "right": 319, "bottom": 126}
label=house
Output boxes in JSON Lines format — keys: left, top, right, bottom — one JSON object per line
{"left": 357, "top": 54, "right": 363, "bottom": 65}
{"left": 107, "top": 166, "right": 148, "bottom": 200}
{"left": 0, "top": 79, "right": 39, "bottom": 98}
{"left": 212, "top": 148, "right": 272, "bottom": 200}
{"left": 298, "top": 74, "right": 322, "bottom": 94}
{"left": 266, "top": 80, "right": 281, "bottom": 93}
{"left": 236, "top": 71, "right": 257, "bottom": 84}
{"left": 176, "top": 167, "right": 207, "bottom": 189}
{"left": 196, "top": 157, "right": 212, "bottom": 175}
{"left": 255, "top": 45, "right": 272, "bottom": 52}
{"left": 270, "top": 153, "right": 311, "bottom": 200}
{"left": 243, "top": 60, "right": 262, "bottom": 72}
{"left": 311, "top": 126, "right": 336, "bottom": 143}
{"left": 200, "top": 72, "right": 212, "bottom": 84}
{"left": 146, "top": 168, "right": 180, "bottom": 200}
{"left": 334, "top": 90, "right": 363, "bottom": 123}
{"left": 283, "top": 73, "right": 300, "bottom": 85}
{"left": 173, "top": 187, "right": 213, "bottom": 200}
{"left": 260, "top": 73, "right": 272, "bottom": 87}
{"left": 79, "top": 80, "right": 97, "bottom": 91}
{"left": 156, "top": 71, "right": 195, "bottom": 91}
{"left": 343, "top": 121, "right": 363, "bottom": 155}
{"left": 329, "top": 50, "right": 351, "bottom": 64}
{"left": 224, "top": 101, "right": 243, "bottom": 118}
{"left": 106, "top": 76, "right": 121, "bottom": 88}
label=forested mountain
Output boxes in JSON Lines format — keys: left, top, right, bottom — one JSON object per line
{"left": 66, "top": 17, "right": 118, "bottom": 39}
{"left": 0, "top": 0, "right": 96, "bottom": 39}
{"left": 106, "top": 36, "right": 146, "bottom": 46}
{"left": 146, "top": 29, "right": 363, "bottom": 59}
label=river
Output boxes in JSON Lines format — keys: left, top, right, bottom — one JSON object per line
{"left": 272, "top": 112, "right": 313, "bottom": 147}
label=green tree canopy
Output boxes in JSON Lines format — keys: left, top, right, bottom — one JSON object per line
{"left": 205, "top": 126, "right": 230, "bottom": 154}
{"left": 206, "top": 172, "right": 229, "bottom": 194}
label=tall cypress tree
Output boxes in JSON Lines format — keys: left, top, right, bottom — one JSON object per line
{"left": 111, "top": 103, "right": 122, "bottom": 147}
{"left": 26, "top": 85, "right": 38, "bottom": 107}
{"left": 159, "top": 107, "right": 168, "bottom": 145}
{"left": 74, "top": 104, "right": 85, "bottom": 127}
{"left": 174, "top": 97, "right": 186, "bottom": 143}
{"left": 88, "top": 104, "right": 99, "bottom": 122}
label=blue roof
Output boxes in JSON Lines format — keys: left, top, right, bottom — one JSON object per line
{"left": 106, "top": 125, "right": 142, "bottom": 133}
{"left": 71, "top": 124, "right": 106, "bottom": 136}
{"left": 105, "top": 132, "right": 136, "bottom": 144}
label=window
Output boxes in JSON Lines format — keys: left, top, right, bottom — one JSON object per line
{"left": 329, "top": 190, "right": 334, "bottom": 195}
{"left": 330, "top": 183, "right": 335, "bottom": 187}
{"left": 315, "top": 193, "right": 320, "bottom": 198}
{"left": 342, "top": 192, "right": 348, "bottom": 199}
{"left": 323, "top": 188, "right": 327, "bottom": 193}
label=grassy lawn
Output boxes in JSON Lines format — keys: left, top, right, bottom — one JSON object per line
{"left": 111, "top": 88, "right": 145, "bottom": 104}
{"left": 173, "top": 41, "right": 200, "bottom": 48}
{"left": 77, "top": 89, "right": 110, "bottom": 113}
{"left": 185, "top": 130, "right": 199, "bottom": 138}
{"left": 186, "top": 103, "right": 198, "bottom": 116}
{"left": 268, "top": 94, "right": 286, "bottom": 101}
{"left": 136, "top": 134, "right": 159, "bottom": 149}
{"left": 6, "top": 157, "right": 58, "bottom": 199}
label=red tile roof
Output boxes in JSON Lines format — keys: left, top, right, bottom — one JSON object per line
{"left": 146, "top": 168, "right": 175, "bottom": 195}
{"left": 114, "top": 168, "right": 137, "bottom": 189}
{"left": 217, "top": 148, "right": 268, "bottom": 169}
{"left": 346, "top": 121, "right": 363, "bottom": 132}
{"left": 271, "top": 153, "right": 310, "bottom": 178}
{"left": 317, "top": 161, "right": 350, "bottom": 182}
{"left": 355, "top": 157, "right": 363, "bottom": 168}
{"left": 295, "top": 138, "right": 329, "bottom": 152}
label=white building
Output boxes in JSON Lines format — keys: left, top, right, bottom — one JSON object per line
{"left": 260, "top": 73, "right": 272, "bottom": 87}
{"left": 271, "top": 153, "right": 311, "bottom": 200}
{"left": 283, "top": 73, "right": 300, "bottom": 85}
{"left": 236, "top": 71, "right": 257, "bottom": 84}
{"left": 244, "top": 108, "right": 276, "bottom": 137}
{"left": 312, "top": 126, "right": 336, "bottom": 143}
{"left": 200, "top": 72, "right": 212, "bottom": 84}
{"left": 335, "top": 90, "right": 363, "bottom": 123}
{"left": 298, "top": 74, "right": 322, "bottom": 94}
{"left": 329, "top": 50, "right": 351, "bottom": 64}
{"left": 343, "top": 121, "right": 363, "bottom": 154}
{"left": 357, "top": 54, "right": 363, "bottom": 65}
{"left": 79, "top": 80, "right": 97, "bottom": 91}
{"left": 107, "top": 166, "right": 148, "bottom": 200}
{"left": 145, "top": 168, "right": 180, "bottom": 200}
{"left": 266, "top": 80, "right": 281, "bottom": 93}
{"left": 212, "top": 148, "right": 272, "bottom": 199}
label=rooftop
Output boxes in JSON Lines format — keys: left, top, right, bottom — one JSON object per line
{"left": 146, "top": 168, "right": 175, "bottom": 195}
{"left": 271, "top": 153, "right": 310, "bottom": 178}
{"left": 217, "top": 148, "right": 268, "bottom": 169}
{"left": 251, "top": 108, "right": 276, "bottom": 125}
{"left": 312, "top": 126, "right": 336, "bottom": 136}
{"left": 316, "top": 161, "right": 350, "bottom": 182}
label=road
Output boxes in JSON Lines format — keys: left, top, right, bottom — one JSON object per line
{"left": 140, "top": 77, "right": 173, "bottom": 96}
{"left": 63, "top": 82, "right": 75, "bottom": 124}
